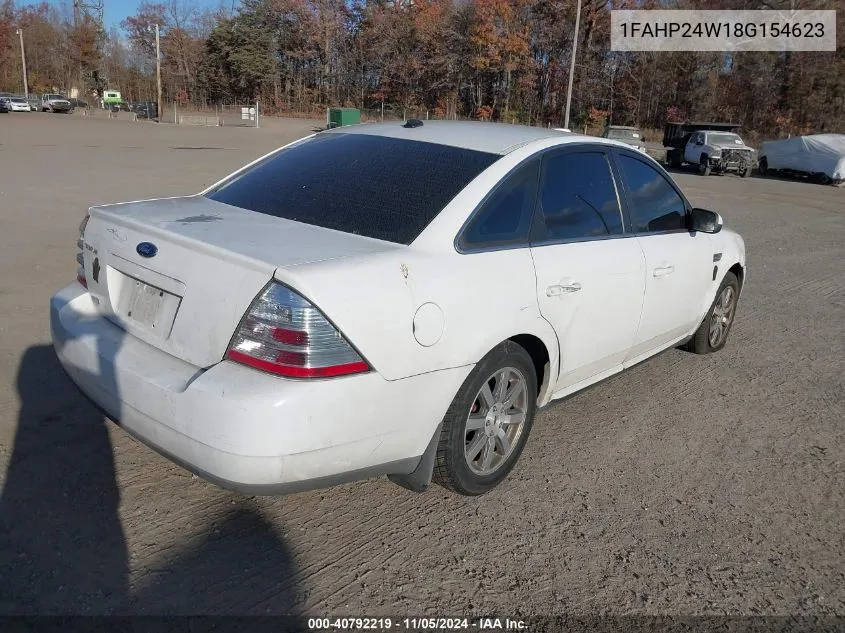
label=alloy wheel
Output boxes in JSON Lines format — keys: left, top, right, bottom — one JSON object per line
{"left": 464, "top": 367, "right": 528, "bottom": 476}
{"left": 709, "top": 285, "right": 736, "bottom": 347}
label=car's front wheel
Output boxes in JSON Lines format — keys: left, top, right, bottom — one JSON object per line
{"left": 699, "top": 155, "right": 711, "bottom": 176}
{"left": 682, "top": 271, "right": 740, "bottom": 354}
{"left": 433, "top": 341, "right": 538, "bottom": 496}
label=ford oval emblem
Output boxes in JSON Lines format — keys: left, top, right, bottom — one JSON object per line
{"left": 136, "top": 242, "right": 158, "bottom": 258}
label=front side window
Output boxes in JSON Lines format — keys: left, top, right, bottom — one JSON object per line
{"left": 617, "top": 154, "right": 688, "bottom": 233}
{"left": 205, "top": 133, "right": 500, "bottom": 245}
{"left": 533, "top": 151, "right": 623, "bottom": 242}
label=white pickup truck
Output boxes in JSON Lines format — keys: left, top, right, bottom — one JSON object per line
{"left": 664, "top": 123, "right": 755, "bottom": 177}
{"left": 683, "top": 130, "right": 754, "bottom": 177}
{"left": 41, "top": 93, "right": 73, "bottom": 113}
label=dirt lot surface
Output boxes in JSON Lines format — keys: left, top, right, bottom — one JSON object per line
{"left": 0, "top": 113, "right": 843, "bottom": 618}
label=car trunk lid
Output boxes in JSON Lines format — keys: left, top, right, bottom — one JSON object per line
{"left": 82, "top": 195, "right": 400, "bottom": 368}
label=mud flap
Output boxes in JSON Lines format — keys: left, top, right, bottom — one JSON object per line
{"left": 387, "top": 422, "right": 442, "bottom": 493}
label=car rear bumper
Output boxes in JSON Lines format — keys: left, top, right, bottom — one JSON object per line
{"left": 51, "top": 283, "right": 470, "bottom": 494}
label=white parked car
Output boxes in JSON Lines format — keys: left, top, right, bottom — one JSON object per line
{"left": 51, "top": 121, "right": 746, "bottom": 496}
{"left": 1, "top": 96, "right": 31, "bottom": 112}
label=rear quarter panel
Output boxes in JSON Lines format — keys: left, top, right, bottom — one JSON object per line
{"left": 276, "top": 247, "right": 560, "bottom": 389}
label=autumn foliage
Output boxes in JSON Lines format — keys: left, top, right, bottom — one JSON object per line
{"left": 0, "top": 0, "right": 843, "bottom": 135}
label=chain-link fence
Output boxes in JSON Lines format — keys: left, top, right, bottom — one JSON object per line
{"left": 172, "top": 102, "right": 260, "bottom": 128}
{"left": 79, "top": 102, "right": 159, "bottom": 121}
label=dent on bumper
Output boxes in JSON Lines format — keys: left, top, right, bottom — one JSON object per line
{"left": 50, "top": 283, "right": 470, "bottom": 494}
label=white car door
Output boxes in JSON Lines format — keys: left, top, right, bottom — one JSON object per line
{"left": 613, "top": 149, "right": 713, "bottom": 363}
{"left": 684, "top": 132, "right": 703, "bottom": 164}
{"left": 529, "top": 147, "right": 646, "bottom": 394}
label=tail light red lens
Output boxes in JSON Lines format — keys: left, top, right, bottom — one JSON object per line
{"left": 226, "top": 282, "right": 370, "bottom": 379}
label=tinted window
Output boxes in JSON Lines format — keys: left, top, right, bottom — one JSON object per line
{"left": 534, "top": 151, "right": 623, "bottom": 241}
{"left": 618, "top": 154, "right": 687, "bottom": 233}
{"left": 461, "top": 161, "right": 538, "bottom": 248}
{"left": 206, "top": 134, "right": 499, "bottom": 245}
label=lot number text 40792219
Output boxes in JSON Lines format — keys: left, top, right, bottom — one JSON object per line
{"left": 307, "top": 617, "right": 528, "bottom": 631}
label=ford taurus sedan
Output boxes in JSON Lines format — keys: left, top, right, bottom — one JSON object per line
{"left": 51, "top": 121, "right": 746, "bottom": 496}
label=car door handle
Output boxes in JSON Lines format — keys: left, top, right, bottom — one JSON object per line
{"left": 652, "top": 265, "right": 675, "bottom": 278}
{"left": 547, "top": 282, "right": 582, "bottom": 296}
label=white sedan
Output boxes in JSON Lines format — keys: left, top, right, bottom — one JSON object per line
{"left": 51, "top": 121, "right": 746, "bottom": 496}
{"left": 2, "top": 96, "right": 31, "bottom": 112}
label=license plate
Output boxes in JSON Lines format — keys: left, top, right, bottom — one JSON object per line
{"left": 126, "top": 280, "right": 166, "bottom": 329}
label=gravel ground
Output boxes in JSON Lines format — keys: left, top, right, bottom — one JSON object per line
{"left": 0, "top": 114, "right": 843, "bottom": 618}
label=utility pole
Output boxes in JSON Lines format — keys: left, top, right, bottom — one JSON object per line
{"left": 563, "top": 0, "right": 581, "bottom": 130}
{"left": 155, "top": 24, "right": 162, "bottom": 122}
{"left": 16, "top": 29, "right": 28, "bottom": 98}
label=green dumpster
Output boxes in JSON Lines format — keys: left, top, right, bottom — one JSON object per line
{"left": 328, "top": 107, "right": 361, "bottom": 128}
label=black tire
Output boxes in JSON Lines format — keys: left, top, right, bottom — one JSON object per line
{"left": 699, "top": 155, "right": 711, "bottom": 176}
{"left": 758, "top": 157, "right": 768, "bottom": 176}
{"left": 682, "top": 271, "right": 740, "bottom": 355}
{"left": 741, "top": 164, "right": 752, "bottom": 178}
{"left": 432, "top": 341, "right": 538, "bottom": 496}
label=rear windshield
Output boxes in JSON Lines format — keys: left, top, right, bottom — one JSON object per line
{"left": 607, "top": 129, "right": 640, "bottom": 140}
{"left": 205, "top": 133, "right": 500, "bottom": 244}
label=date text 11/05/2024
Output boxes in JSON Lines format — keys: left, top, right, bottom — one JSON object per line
{"left": 307, "top": 618, "right": 528, "bottom": 631}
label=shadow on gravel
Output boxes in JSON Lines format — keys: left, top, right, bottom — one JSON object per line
{"left": 0, "top": 344, "right": 128, "bottom": 614}
{"left": 0, "top": 340, "right": 302, "bottom": 621}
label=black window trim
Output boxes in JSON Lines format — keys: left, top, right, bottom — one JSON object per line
{"left": 528, "top": 144, "right": 628, "bottom": 248}
{"left": 609, "top": 146, "right": 694, "bottom": 238}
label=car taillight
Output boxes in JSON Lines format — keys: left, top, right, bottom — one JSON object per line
{"left": 227, "top": 282, "right": 370, "bottom": 379}
{"left": 76, "top": 214, "right": 89, "bottom": 288}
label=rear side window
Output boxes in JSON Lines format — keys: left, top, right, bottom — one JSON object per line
{"left": 617, "top": 154, "right": 688, "bottom": 233}
{"left": 206, "top": 134, "right": 499, "bottom": 245}
{"left": 533, "top": 151, "right": 623, "bottom": 242}
{"left": 459, "top": 160, "right": 539, "bottom": 249}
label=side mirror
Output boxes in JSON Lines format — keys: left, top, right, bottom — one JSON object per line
{"left": 690, "top": 208, "right": 723, "bottom": 234}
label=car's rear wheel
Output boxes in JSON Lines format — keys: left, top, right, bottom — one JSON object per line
{"left": 682, "top": 271, "right": 740, "bottom": 354}
{"left": 432, "top": 341, "right": 537, "bottom": 496}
